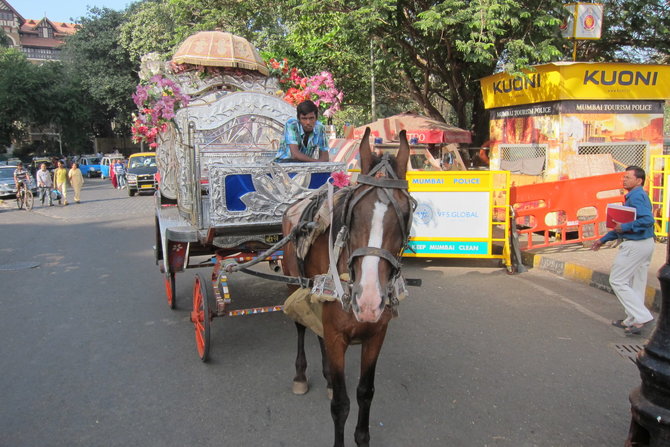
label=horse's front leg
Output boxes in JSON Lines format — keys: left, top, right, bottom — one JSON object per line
{"left": 292, "top": 321, "right": 309, "bottom": 394}
{"left": 323, "top": 305, "right": 350, "bottom": 447}
{"left": 354, "top": 324, "right": 389, "bottom": 447}
{"left": 318, "top": 336, "right": 333, "bottom": 398}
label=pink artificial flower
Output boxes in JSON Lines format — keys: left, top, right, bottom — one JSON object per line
{"left": 331, "top": 171, "right": 350, "bottom": 188}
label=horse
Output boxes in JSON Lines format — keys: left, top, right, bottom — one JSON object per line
{"left": 281, "top": 127, "right": 414, "bottom": 447}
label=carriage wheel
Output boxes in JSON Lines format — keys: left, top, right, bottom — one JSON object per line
{"left": 191, "top": 274, "right": 211, "bottom": 362}
{"left": 164, "top": 271, "right": 176, "bottom": 309}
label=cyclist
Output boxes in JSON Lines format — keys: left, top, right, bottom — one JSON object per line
{"left": 13, "top": 162, "right": 30, "bottom": 198}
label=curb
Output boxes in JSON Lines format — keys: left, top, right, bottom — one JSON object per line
{"left": 521, "top": 251, "right": 661, "bottom": 312}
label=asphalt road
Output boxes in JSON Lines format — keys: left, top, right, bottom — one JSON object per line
{"left": 0, "top": 178, "right": 648, "bottom": 447}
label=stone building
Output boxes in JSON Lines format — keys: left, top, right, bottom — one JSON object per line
{"left": 0, "top": 0, "right": 76, "bottom": 62}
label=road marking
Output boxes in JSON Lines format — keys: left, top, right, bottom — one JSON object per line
{"left": 515, "top": 275, "right": 611, "bottom": 325}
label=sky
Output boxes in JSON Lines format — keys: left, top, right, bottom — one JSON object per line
{"left": 13, "top": 0, "right": 135, "bottom": 23}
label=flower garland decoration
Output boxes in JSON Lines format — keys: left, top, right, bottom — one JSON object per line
{"left": 131, "top": 75, "right": 190, "bottom": 148}
{"left": 267, "top": 58, "right": 343, "bottom": 119}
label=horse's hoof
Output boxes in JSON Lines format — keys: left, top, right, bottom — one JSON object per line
{"left": 327, "top": 387, "right": 333, "bottom": 400}
{"left": 292, "top": 380, "right": 309, "bottom": 395}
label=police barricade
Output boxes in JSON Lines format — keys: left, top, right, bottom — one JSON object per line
{"left": 650, "top": 154, "right": 670, "bottom": 239}
{"left": 510, "top": 172, "right": 625, "bottom": 250}
{"left": 403, "top": 170, "right": 513, "bottom": 269}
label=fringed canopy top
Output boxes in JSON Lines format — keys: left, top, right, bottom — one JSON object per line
{"left": 172, "top": 31, "right": 269, "bottom": 76}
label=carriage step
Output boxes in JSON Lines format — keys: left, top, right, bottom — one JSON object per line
{"left": 226, "top": 305, "right": 284, "bottom": 317}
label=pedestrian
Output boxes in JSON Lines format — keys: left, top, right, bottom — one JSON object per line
{"left": 53, "top": 160, "right": 68, "bottom": 205}
{"left": 68, "top": 162, "right": 84, "bottom": 204}
{"left": 36, "top": 163, "right": 53, "bottom": 206}
{"left": 591, "top": 166, "right": 655, "bottom": 335}
{"left": 110, "top": 162, "right": 118, "bottom": 189}
{"left": 114, "top": 159, "right": 126, "bottom": 189}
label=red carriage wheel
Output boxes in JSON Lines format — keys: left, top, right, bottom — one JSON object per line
{"left": 164, "top": 271, "right": 176, "bottom": 309}
{"left": 191, "top": 274, "right": 211, "bottom": 362}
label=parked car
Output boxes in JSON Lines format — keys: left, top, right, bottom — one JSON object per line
{"left": 126, "top": 152, "right": 157, "bottom": 196}
{"left": 78, "top": 156, "right": 103, "bottom": 178}
{"left": 100, "top": 155, "right": 125, "bottom": 179}
{"left": 0, "top": 165, "right": 37, "bottom": 198}
{"left": 30, "top": 157, "right": 54, "bottom": 175}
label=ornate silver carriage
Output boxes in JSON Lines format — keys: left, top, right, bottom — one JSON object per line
{"left": 151, "top": 32, "right": 344, "bottom": 360}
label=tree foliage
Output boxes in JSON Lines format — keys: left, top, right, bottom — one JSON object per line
{"left": 4, "top": 0, "right": 669, "bottom": 154}
{"left": 63, "top": 7, "right": 139, "bottom": 137}
{"left": 580, "top": 0, "right": 670, "bottom": 63}
{"left": 0, "top": 49, "right": 39, "bottom": 146}
{"left": 0, "top": 49, "right": 93, "bottom": 152}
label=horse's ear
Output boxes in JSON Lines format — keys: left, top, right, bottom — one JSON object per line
{"left": 359, "top": 127, "right": 372, "bottom": 175}
{"left": 396, "top": 130, "right": 410, "bottom": 179}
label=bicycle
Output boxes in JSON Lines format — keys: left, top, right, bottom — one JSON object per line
{"left": 15, "top": 185, "right": 34, "bottom": 210}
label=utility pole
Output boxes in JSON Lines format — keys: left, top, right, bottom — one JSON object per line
{"left": 370, "top": 40, "right": 376, "bottom": 122}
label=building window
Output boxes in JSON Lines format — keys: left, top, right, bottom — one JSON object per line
{"left": 0, "top": 11, "right": 14, "bottom": 21}
{"left": 21, "top": 46, "right": 61, "bottom": 60}
{"left": 39, "top": 26, "right": 54, "bottom": 39}
{"left": 499, "top": 143, "right": 547, "bottom": 175}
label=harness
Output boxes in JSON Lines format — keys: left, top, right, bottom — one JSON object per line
{"left": 324, "top": 154, "right": 416, "bottom": 312}
{"left": 224, "top": 154, "right": 418, "bottom": 312}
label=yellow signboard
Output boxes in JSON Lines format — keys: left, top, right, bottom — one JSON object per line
{"left": 481, "top": 62, "right": 670, "bottom": 109}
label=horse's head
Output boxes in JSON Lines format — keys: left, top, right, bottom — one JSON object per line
{"left": 341, "top": 127, "right": 413, "bottom": 323}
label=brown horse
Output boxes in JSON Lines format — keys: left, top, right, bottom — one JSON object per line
{"left": 281, "top": 128, "right": 413, "bottom": 447}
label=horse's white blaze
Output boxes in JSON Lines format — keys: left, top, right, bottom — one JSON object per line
{"left": 356, "top": 200, "right": 388, "bottom": 322}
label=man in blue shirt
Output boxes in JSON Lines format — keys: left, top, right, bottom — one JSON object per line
{"left": 275, "top": 100, "right": 329, "bottom": 162}
{"left": 592, "top": 166, "right": 655, "bottom": 335}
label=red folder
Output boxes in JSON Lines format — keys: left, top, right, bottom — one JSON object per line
{"left": 606, "top": 204, "right": 636, "bottom": 229}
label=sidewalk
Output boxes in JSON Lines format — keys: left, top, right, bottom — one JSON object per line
{"left": 520, "top": 239, "right": 667, "bottom": 311}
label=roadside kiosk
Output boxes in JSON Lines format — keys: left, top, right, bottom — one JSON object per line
{"left": 480, "top": 62, "right": 670, "bottom": 246}
{"left": 480, "top": 62, "right": 670, "bottom": 184}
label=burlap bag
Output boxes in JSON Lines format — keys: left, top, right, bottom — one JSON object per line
{"left": 283, "top": 288, "right": 325, "bottom": 337}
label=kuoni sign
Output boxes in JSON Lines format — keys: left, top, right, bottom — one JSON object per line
{"left": 404, "top": 171, "right": 510, "bottom": 259}
{"left": 480, "top": 62, "right": 670, "bottom": 109}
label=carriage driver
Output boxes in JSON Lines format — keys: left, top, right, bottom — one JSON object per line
{"left": 275, "top": 100, "right": 330, "bottom": 162}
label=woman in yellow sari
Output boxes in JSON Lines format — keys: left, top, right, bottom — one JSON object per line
{"left": 68, "top": 162, "right": 85, "bottom": 204}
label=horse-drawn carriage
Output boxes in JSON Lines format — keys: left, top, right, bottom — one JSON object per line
{"left": 152, "top": 32, "right": 419, "bottom": 446}
{"left": 152, "top": 34, "right": 345, "bottom": 361}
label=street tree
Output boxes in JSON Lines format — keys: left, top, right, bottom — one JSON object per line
{"left": 63, "top": 7, "right": 139, "bottom": 137}
{"left": 579, "top": 0, "right": 670, "bottom": 63}
{"left": 119, "top": 0, "right": 286, "bottom": 64}
{"left": 0, "top": 48, "right": 42, "bottom": 147}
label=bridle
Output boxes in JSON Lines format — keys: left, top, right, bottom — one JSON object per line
{"left": 328, "top": 153, "right": 416, "bottom": 312}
